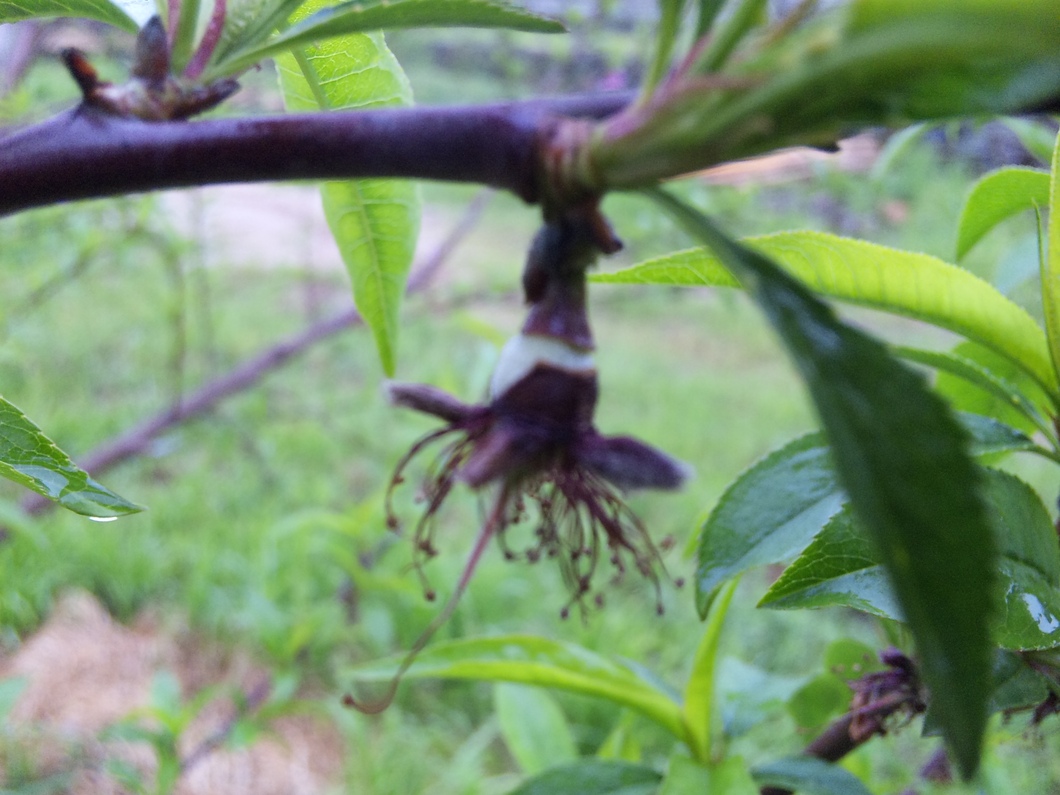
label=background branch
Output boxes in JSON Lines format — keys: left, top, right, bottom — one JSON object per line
{"left": 17, "top": 188, "right": 494, "bottom": 517}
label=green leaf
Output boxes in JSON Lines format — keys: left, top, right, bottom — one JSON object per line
{"left": 751, "top": 757, "right": 873, "bottom": 795}
{"left": 0, "top": 0, "right": 136, "bottom": 28}
{"left": 217, "top": 0, "right": 564, "bottom": 75}
{"left": 933, "top": 341, "right": 1055, "bottom": 439}
{"left": 759, "top": 506, "right": 899, "bottom": 618}
{"left": 956, "top": 167, "right": 1050, "bottom": 260}
{"left": 694, "top": 0, "right": 726, "bottom": 39}
{"left": 505, "top": 760, "right": 662, "bottom": 795}
{"left": 344, "top": 635, "right": 685, "bottom": 739}
{"left": 494, "top": 683, "right": 577, "bottom": 775}
{"left": 595, "top": 231, "right": 1058, "bottom": 401}
{"left": 1044, "top": 130, "right": 1060, "bottom": 395}
{"left": 682, "top": 578, "right": 738, "bottom": 764}
{"left": 701, "top": 412, "right": 1038, "bottom": 617}
{"left": 0, "top": 396, "right": 142, "bottom": 517}
{"left": 693, "top": 0, "right": 767, "bottom": 73}
{"left": 989, "top": 650, "right": 1049, "bottom": 713}
{"left": 696, "top": 433, "right": 841, "bottom": 615}
{"left": 896, "top": 345, "right": 1053, "bottom": 441}
{"left": 764, "top": 468, "right": 1060, "bottom": 652}
{"left": 277, "top": 24, "right": 420, "bottom": 376}
{"left": 952, "top": 412, "right": 1049, "bottom": 461}
{"left": 987, "top": 469, "right": 1060, "bottom": 651}
{"left": 642, "top": 0, "right": 689, "bottom": 97}
{"left": 593, "top": 0, "right": 1060, "bottom": 190}
{"left": 650, "top": 190, "right": 995, "bottom": 779}
{"left": 660, "top": 755, "right": 758, "bottom": 795}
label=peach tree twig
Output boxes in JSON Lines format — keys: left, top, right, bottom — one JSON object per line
{"left": 0, "top": 92, "right": 631, "bottom": 217}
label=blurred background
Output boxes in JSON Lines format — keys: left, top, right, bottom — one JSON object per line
{"left": 0, "top": 3, "right": 1057, "bottom": 792}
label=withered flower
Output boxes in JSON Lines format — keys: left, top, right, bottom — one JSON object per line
{"left": 348, "top": 210, "right": 688, "bottom": 712}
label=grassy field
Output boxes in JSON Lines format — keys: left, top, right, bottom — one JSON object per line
{"left": 1, "top": 29, "right": 1058, "bottom": 795}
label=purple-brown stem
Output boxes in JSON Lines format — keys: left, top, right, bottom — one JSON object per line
{"left": 0, "top": 92, "right": 632, "bottom": 217}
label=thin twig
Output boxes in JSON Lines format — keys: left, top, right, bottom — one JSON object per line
{"left": 18, "top": 189, "right": 494, "bottom": 517}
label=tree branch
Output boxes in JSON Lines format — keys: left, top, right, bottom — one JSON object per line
{"left": 17, "top": 189, "right": 494, "bottom": 517}
{"left": 0, "top": 91, "right": 631, "bottom": 217}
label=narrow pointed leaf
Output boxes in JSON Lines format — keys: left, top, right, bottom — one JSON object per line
{"left": 593, "top": 0, "right": 1060, "bottom": 190}
{"left": 277, "top": 22, "right": 419, "bottom": 376}
{"left": 0, "top": 0, "right": 136, "bottom": 27}
{"left": 0, "top": 397, "right": 141, "bottom": 517}
{"left": 1044, "top": 130, "right": 1060, "bottom": 390}
{"left": 650, "top": 189, "right": 995, "bottom": 779}
{"left": 956, "top": 167, "right": 1050, "bottom": 260}
{"left": 505, "top": 760, "right": 662, "bottom": 795}
{"left": 751, "top": 757, "right": 872, "bottom": 795}
{"left": 683, "top": 578, "right": 738, "bottom": 763}
{"left": 595, "top": 231, "right": 1057, "bottom": 400}
{"left": 217, "top": 0, "right": 564, "bottom": 74}
{"left": 344, "top": 635, "right": 685, "bottom": 739}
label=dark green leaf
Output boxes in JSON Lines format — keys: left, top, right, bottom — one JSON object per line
{"left": 217, "top": 0, "right": 564, "bottom": 74}
{"left": 0, "top": 0, "right": 136, "bottom": 28}
{"left": 956, "top": 167, "right": 1050, "bottom": 260}
{"left": 696, "top": 433, "right": 841, "bottom": 615}
{"left": 759, "top": 507, "right": 899, "bottom": 619}
{"left": 344, "top": 635, "right": 684, "bottom": 738}
{"left": 694, "top": 0, "right": 725, "bottom": 38}
{"left": 953, "top": 413, "right": 1045, "bottom": 459}
{"left": 0, "top": 396, "right": 142, "bottom": 517}
{"left": 989, "top": 650, "right": 1049, "bottom": 713}
{"left": 752, "top": 757, "right": 872, "bottom": 795}
{"left": 651, "top": 189, "right": 995, "bottom": 779}
{"left": 701, "top": 409, "right": 1040, "bottom": 617}
{"left": 495, "top": 683, "right": 577, "bottom": 775}
{"left": 505, "top": 760, "right": 661, "bottom": 795}
{"left": 765, "top": 468, "right": 1060, "bottom": 652}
